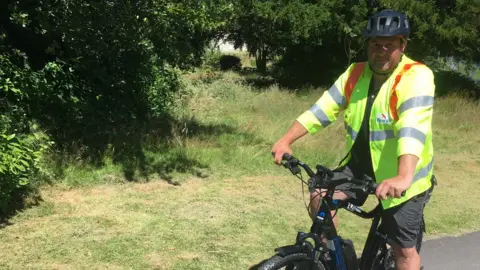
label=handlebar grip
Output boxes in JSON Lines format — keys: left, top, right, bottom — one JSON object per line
{"left": 282, "top": 153, "right": 292, "bottom": 161}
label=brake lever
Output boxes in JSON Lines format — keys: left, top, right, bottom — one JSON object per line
{"left": 361, "top": 174, "right": 373, "bottom": 182}
{"left": 282, "top": 161, "right": 301, "bottom": 175}
{"left": 281, "top": 161, "right": 291, "bottom": 169}
{"left": 316, "top": 164, "right": 334, "bottom": 178}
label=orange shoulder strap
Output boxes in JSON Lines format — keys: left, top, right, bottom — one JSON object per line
{"left": 389, "top": 62, "right": 424, "bottom": 121}
{"left": 344, "top": 62, "right": 366, "bottom": 105}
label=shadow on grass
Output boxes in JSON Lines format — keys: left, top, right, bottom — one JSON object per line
{"left": 47, "top": 115, "right": 267, "bottom": 185}
{"left": 152, "top": 152, "right": 210, "bottom": 186}
{"left": 0, "top": 189, "right": 43, "bottom": 228}
{"left": 1, "top": 114, "right": 268, "bottom": 223}
{"left": 230, "top": 67, "right": 328, "bottom": 95}
{"left": 231, "top": 68, "right": 278, "bottom": 91}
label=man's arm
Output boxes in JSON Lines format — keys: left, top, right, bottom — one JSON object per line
{"left": 277, "top": 120, "right": 309, "bottom": 146}
{"left": 271, "top": 64, "right": 356, "bottom": 164}
{"left": 376, "top": 66, "right": 435, "bottom": 200}
{"left": 272, "top": 121, "right": 308, "bottom": 164}
{"left": 397, "top": 154, "right": 419, "bottom": 184}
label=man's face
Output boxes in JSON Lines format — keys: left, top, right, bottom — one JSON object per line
{"left": 367, "top": 36, "right": 406, "bottom": 74}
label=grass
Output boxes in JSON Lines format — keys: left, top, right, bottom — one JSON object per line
{"left": 1, "top": 70, "right": 480, "bottom": 269}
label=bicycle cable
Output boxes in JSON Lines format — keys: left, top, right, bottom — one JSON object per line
{"left": 296, "top": 169, "right": 358, "bottom": 219}
{"left": 296, "top": 171, "right": 314, "bottom": 215}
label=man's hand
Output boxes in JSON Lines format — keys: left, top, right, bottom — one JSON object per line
{"left": 271, "top": 121, "right": 308, "bottom": 165}
{"left": 375, "top": 154, "right": 419, "bottom": 200}
{"left": 271, "top": 139, "right": 292, "bottom": 165}
{"left": 375, "top": 176, "right": 411, "bottom": 200}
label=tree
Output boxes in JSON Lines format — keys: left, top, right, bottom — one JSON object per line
{"left": 377, "top": 0, "right": 480, "bottom": 71}
{"left": 226, "top": 0, "right": 479, "bottom": 87}
{"left": 0, "top": 0, "right": 229, "bottom": 214}
{"left": 225, "top": 0, "right": 336, "bottom": 73}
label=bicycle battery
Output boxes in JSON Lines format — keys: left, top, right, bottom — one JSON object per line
{"left": 340, "top": 238, "right": 359, "bottom": 269}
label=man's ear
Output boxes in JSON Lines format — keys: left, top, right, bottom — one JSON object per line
{"left": 400, "top": 38, "right": 407, "bottom": 52}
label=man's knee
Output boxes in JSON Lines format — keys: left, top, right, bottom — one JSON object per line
{"left": 309, "top": 189, "right": 350, "bottom": 202}
{"left": 310, "top": 188, "right": 323, "bottom": 200}
{"left": 309, "top": 189, "right": 351, "bottom": 221}
{"left": 392, "top": 245, "right": 418, "bottom": 259}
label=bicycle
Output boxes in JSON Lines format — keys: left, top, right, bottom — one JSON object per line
{"left": 252, "top": 153, "right": 434, "bottom": 270}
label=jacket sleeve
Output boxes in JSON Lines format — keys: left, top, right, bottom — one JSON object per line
{"left": 394, "top": 66, "right": 435, "bottom": 158}
{"left": 296, "top": 64, "right": 355, "bottom": 135}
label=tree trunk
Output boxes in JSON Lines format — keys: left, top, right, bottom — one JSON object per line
{"left": 256, "top": 56, "right": 267, "bottom": 73}
{"left": 256, "top": 47, "right": 268, "bottom": 73}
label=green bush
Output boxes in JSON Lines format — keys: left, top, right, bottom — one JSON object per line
{"left": 0, "top": 52, "right": 53, "bottom": 216}
{"left": 271, "top": 43, "right": 353, "bottom": 89}
{"left": 0, "top": 0, "right": 229, "bottom": 185}
{"left": 0, "top": 127, "right": 52, "bottom": 217}
{"left": 434, "top": 70, "right": 480, "bottom": 99}
{"left": 202, "top": 50, "right": 225, "bottom": 70}
{"left": 219, "top": 55, "right": 242, "bottom": 71}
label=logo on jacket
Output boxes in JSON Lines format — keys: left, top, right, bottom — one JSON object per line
{"left": 376, "top": 113, "right": 392, "bottom": 124}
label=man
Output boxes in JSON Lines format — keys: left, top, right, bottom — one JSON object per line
{"left": 271, "top": 9, "right": 435, "bottom": 270}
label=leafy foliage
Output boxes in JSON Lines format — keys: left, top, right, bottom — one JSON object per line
{"left": 1, "top": 0, "right": 479, "bottom": 217}
{"left": 226, "top": 0, "right": 337, "bottom": 73}
{"left": 224, "top": 0, "right": 479, "bottom": 88}
{"left": 0, "top": 52, "right": 53, "bottom": 217}
{"left": 0, "top": 0, "right": 228, "bottom": 215}
{"left": 378, "top": 0, "right": 480, "bottom": 69}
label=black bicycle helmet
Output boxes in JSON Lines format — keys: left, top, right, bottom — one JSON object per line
{"left": 362, "top": 9, "right": 410, "bottom": 38}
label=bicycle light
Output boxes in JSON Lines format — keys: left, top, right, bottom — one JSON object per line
{"left": 308, "top": 178, "right": 316, "bottom": 193}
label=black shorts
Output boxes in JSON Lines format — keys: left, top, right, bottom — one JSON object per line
{"left": 331, "top": 166, "right": 434, "bottom": 249}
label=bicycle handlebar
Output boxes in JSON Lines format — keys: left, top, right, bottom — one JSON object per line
{"left": 280, "top": 153, "right": 397, "bottom": 196}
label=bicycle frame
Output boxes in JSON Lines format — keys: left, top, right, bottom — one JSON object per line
{"left": 278, "top": 187, "right": 397, "bottom": 270}
{"left": 270, "top": 154, "right": 432, "bottom": 270}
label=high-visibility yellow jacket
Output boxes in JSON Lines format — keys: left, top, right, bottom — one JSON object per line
{"left": 297, "top": 55, "right": 435, "bottom": 209}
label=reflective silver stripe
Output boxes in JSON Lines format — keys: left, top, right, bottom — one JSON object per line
{"left": 398, "top": 96, "right": 434, "bottom": 114}
{"left": 398, "top": 127, "right": 426, "bottom": 144}
{"left": 327, "top": 85, "right": 345, "bottom": 107}
{"left": 370, "top": 130, "right": 394, "bottom": 141}
{"left": 309, "top": 104, "right": 331, "bottom": 128}
{"left": 344, "top": 123, "right": 357, "bottom": 141}
{"left": 413, "top": 158, "right": 434, "bottom": 183}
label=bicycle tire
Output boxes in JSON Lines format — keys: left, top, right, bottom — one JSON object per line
{"left": 255, "top": 253, "right": 326, "bottom": 270}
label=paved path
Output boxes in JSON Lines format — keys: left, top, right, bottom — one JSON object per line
{"left": 421, "top": 231, "right": 480, "bottom": 269}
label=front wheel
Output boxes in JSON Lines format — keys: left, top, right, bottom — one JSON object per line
{"left": 254, "top": 253, "right": 326, "bottom": 270}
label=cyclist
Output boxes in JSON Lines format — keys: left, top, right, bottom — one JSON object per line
{"left": 271, "top": 9, "right": 435, "bottom": 270}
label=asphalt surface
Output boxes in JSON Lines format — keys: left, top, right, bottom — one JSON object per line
{"left": 421, "top": 231, "right": 480, "bottom": 270}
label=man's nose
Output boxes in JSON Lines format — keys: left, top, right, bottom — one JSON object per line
{"left": 376, "top": 45, "right": 389, "bottom": 52}
{"left": 374, "top": 49, "right": 387, "bottom": 56}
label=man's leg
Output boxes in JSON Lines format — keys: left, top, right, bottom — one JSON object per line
{"left": 390, "top": 242, "right": 420, "bottom": 270}
{"left": 379, "top": 188, "right": 432, "bottom": 270}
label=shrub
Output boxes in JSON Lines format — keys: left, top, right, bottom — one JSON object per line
{"left": 220, "top": 55, "right": 242, "bottom": 71}
{"left": 434, "top": 70, "right": 480, "bottom": 99}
